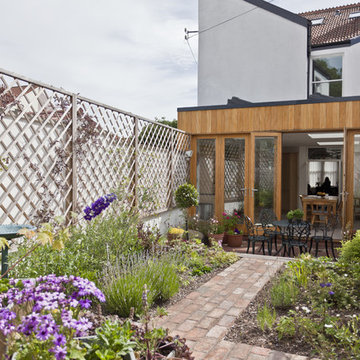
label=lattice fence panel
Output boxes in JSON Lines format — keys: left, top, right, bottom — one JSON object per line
{"left": 0, "top": 69, "right": 190, "bottom": 224}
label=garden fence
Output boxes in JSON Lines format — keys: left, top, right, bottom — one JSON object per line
{"left": 0, "top": 68, "right": 190, "bottom": 225}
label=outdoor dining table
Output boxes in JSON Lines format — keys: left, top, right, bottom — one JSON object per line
{"left": 272, "top": 219, "right": 310, "bottom": 256}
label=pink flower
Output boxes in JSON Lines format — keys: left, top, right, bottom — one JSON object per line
{"left": 226, "top": 216, "right": 230, "bottom": 219}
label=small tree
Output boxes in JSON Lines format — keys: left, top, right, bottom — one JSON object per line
{"left": 175, "top": 183, "right": 199, "bottom": 240}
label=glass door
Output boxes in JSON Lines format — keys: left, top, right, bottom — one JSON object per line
{"left": 249, "top": 133, "right": 282, "bottom": 222}
{"left": 224, "top": 137, "right": 249, "bottom": 218}
{"left": 346, "top": 131, "right": 360, "bottom": 230}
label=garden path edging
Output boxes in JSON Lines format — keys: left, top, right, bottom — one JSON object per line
{"left": 154, "top": 255, "right": 314, "bottom": 360}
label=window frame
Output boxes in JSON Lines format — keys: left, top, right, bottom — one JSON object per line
{"left": 311, "top": 54, "right": 343, "bottom": 97}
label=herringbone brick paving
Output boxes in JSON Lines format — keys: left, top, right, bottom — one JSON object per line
{"left": 155, "top": 255, "right": 314, "bottom": 360}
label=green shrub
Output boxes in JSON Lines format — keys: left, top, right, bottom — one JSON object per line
{"left": 175, "top": 184, "right": 199, "bottom": 209}
{"left": 102, "top": 252, "right": 180, "bottom": 317}
{"left": 270, "top": 277, "right": 299, "bottom": 309}
{"left": 257, "top": 304, "right": 276, "bottom": 332}
{"left": 85, "top": 320, "right": 136, "bottom": 359}
{"left": 277, "top": 315, "right": 296, "bottom": 339}
{"left": 11, "top": 211, "right": 140, "bottom": 281}
{"left": 339, "top": 230, "right": 360, "bottom": 264}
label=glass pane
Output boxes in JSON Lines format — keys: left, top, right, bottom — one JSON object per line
{"left": 312, "top": 81, "right": 342, "bottom": 97}
{"left": 354, "top": 135, "right": 360, "bottom": 229}
{"left": 313, "top": 56, "right": 342, "bottom": 81}
{"left": 224, "top": 138, "right": 245, "bottom": 216}
{"left": 309, "top": 161, "right": 322, "bottom": 187}
{"left": 254, "top": 137, "right": 276, "bottom": 222}
{"left": 308, "top": 148, "right": 341, "bottom": 160}
{"left": 197, "top": 139, "right": 215, "bottom": 220}
{"left": 313, "top": 56, "right": 342, "bottom": 97}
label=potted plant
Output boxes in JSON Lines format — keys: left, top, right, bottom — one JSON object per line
{"left": 207, "top": 217, "right": 225, "bottom": 246}
{"left": 175, "top": 183, "right": 199, "bottom": 240}
{"left": 222, "top": 210, "right": 244, "bottom": 243}
{"left": 226, "top": 228, "right": 244, "bottom": 247}
{"left": 286, "top": 208, "right": 304, "bottom": 223}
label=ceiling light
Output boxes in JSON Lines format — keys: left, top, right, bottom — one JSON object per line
{"left": 308, "top": 132, "right": 343, "bottom": 139}
{"left": 317, "top": 141, "right": 343, "bottom": 146}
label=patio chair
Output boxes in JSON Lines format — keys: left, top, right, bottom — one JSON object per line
{"left": 259, "top": 208, "right": 279, "bottom": 253}
{"left": 244, "top": 216, "right": 272, "bottom": 255}
{"left": 281, "top": 221, "right": 310, "bottom": 257}
{"left": 309, "top": 214, "right": 339, "bottom": 259}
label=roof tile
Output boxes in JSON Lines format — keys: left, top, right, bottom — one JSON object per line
{"left": 299, "top": 2, "right": 360, "bottom": 45}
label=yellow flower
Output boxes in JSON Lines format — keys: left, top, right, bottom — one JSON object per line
{"left": 168, "top": 227, "right": 185, "bottom": 235}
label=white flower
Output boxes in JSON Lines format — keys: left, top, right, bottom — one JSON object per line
{"left": 344, "top": 274, "right": 348, "bottom": 277}
{"left": 325, "top": 324, "right": 333, "bottom": 328}
{"left": 301, "top": 306, "right": 311, "bottom": 313}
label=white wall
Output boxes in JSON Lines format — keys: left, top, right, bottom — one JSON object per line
{"left": 311, "top": 42, "right": 360, "bottom": 97}
{"left": 143, "top": 208, "right": 184, "bottom": 235}
{"left": 198, "top": 0, "right": 309, "bottom": 106}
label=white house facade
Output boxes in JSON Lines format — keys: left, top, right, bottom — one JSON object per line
{"left": 198, "top": 0, "right": 360, "bottom": 106}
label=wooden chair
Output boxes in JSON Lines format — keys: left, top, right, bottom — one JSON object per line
{"left": 311, "top": 203, "right": 330, "bottom": 225}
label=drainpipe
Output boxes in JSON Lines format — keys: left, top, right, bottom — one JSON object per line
{"left": 307, "top": 20, "right": 312, "bottom": 99}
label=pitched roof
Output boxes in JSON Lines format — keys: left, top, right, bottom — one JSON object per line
{"left": 300, "top": 3, "right": 360, "bottom": 46}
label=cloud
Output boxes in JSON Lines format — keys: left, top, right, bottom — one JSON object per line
{"left": 0, "top": 0, "right": 198, "bottom": 120}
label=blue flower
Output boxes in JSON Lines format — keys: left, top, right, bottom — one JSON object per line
{"left": 329, "top": 291, "right": 335, "bottom": 295}
{"left": 82, "top": 193, "right": 117, "bottom": 221}
{"left": 326, "top": 282, "right": 332, "bottom": 287}
{"left": 320, "top": 283, "right": 326, "bottom": 288}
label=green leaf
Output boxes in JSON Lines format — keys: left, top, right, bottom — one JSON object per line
{"left": 0, "top": 237, "right": 9, "bottom": 250}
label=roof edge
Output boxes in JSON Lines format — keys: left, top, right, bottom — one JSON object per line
{"left": 243, "top": 0, "right": 310, "bottom": 27}
{"left": 178, "top": 96, "right": 360, "bottom": 113}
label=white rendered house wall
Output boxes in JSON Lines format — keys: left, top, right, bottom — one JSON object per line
{"left": 198, "top": 0, "right": 309, "bottom": 106}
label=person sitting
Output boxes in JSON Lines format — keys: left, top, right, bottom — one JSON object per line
{"left": 321, "top": 177, "right": 331, "bottom": 194}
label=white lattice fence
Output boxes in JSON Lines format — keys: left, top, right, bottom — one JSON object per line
{"left": 0, "top": 68, "right": 190, "bottom": 225}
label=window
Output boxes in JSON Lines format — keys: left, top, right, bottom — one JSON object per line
{"left": 349, "top": 12, "right": 360, "bottom": 19}
{"left": 311, "top": 18, "right": 324, "bottom": 25}
{"left": 312, "top": 56, "right": 342, "bottom": 97}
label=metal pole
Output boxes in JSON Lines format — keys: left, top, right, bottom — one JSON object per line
{"left": 1, "top": 246, "right": 8, "bottom": 277}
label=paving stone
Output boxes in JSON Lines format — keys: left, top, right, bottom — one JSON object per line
{"left": 193, "top": 337, "right": 218, "bottom": 352}
{"left": 228, "top": 343, "right": 252, "bottom": 358}
{"left": 206, "top": 324, "right": 227, "bottom": 338}
{"left": 208, "top": 307, "right": 226, "bottom": 318}
{"left": 178, "top": 319, "right": 197, "bottom": 332}
{"left": 218, "top": 314, "right": 236, "bottom": 327}
{"left": 268, "top": 350, "right": 292, "bottom": 359}
{"left": 251, "top": 346, "right": 271, "bottom": 356}
{"left": 198, "top": 315, "right": 217, "bottom": 329}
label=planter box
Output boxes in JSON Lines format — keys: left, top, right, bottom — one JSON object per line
{"left": 227, "top": 234, "right": 243, "bottom": 247}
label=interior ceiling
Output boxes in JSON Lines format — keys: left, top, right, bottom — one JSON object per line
{"left": 282, "top": 132, "right": 343, "bottom": 148}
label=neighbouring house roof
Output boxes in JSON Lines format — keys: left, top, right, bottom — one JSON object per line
{"left": 300, "top": 2, "right": 360, "bottom": 46}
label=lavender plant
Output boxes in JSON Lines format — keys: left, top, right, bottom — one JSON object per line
{"left": 0, "top": 275, "right": 105, "bottom": 359}
{"left": 83, "top": 193, "right": 117, "bottom": 221}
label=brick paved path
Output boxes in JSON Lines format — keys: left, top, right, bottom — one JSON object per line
{"left": 155, "top": 254, "right": 311, "bottom": 360}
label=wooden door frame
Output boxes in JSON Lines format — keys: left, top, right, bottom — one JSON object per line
{"left": 190, "top": 134, "right": 250, "bottom": 219}
{"left": 345, "top": 129, "right": 360, "bottom": 229}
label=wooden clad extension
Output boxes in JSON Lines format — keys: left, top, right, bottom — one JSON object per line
{"left": 178, "top": 100, "right": 360, "bottom": 134}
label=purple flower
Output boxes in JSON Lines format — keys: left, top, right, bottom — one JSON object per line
{"left": 320, "top": 283, "right": 326, "bottom": 288}
{"left": 326, "top": 283, "right": 332, "bottom": 287}
{"left": 79, "top": 299, "right": 92, "bottom": 309}
{"left": 329, "top": 291, "right": 335, "bottom": 296}
{"left": 53, "top": 333, "right": 66, "bottom": 347}
{"left": 83, "top": 193, "right": 117, "bottom": 221}
{"left": 50, "top": 345, "right": 67, "bottom": 360}
{"left": 36, "top": 327, "right": 50, "bottom": 341}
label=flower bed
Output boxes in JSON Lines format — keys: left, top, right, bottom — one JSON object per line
{"left": 225, "top": 231, "right": 360, "bottom": 359}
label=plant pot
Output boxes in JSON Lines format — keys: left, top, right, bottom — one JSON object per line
{"left": 227, "top": 234, "right": 243, "bottom": 247}
{"left": 208, "top": 233, "right": 224, "bottom": 246}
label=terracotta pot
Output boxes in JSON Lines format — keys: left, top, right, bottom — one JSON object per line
{"left": 227, "top": 234, "right": 243, "bottom": 247}
{"left": 208, "top": 233, "right": 224, "bottom": 246}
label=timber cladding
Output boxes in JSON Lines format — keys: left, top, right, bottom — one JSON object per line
{"left": 178, "top": 100, "right": 360, "bottom": 134}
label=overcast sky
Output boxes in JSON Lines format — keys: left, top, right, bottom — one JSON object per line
{"left": 0, "top": 0, "right": 353, "bottom": 121}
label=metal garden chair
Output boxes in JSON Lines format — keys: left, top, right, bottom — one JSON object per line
{"left": 244, "top": 215, "right": 272, "bottom": 255}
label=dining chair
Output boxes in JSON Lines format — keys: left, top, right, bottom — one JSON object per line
{"left": 259, "top": 208, "right": 279, "bottom": 253}
{"left": 281, "top": 221, "right": 310, "bottom": 257}
{"left": 311, "top": 203, "right": 330, "bottom": 225}
{"left": 244, "top": 216, "right": 272, "bottom": 255}
{"left": 309, "top": 214, "right": 339, "bottom": 259}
